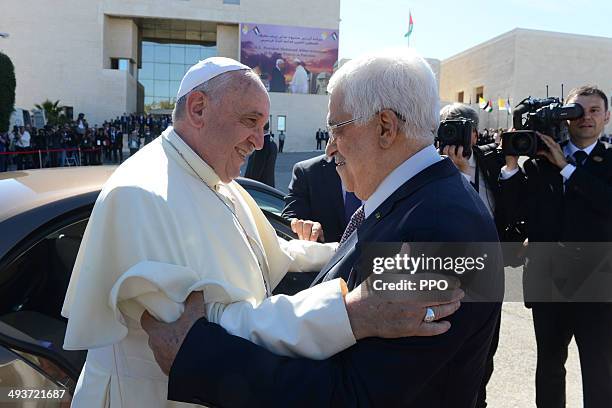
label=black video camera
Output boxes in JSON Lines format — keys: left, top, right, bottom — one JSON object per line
{"left": 502, "top": 97, "right": 584, "bottom": 157}
{"left": 437, "top": 118, "right": 473, "bottom": 158}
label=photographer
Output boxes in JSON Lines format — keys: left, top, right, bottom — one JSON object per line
{"left": 499, "top": 85, "right": 612, "bottom": 407}
{"left": 439, "top": 103, "right": 507, "bottom": 408}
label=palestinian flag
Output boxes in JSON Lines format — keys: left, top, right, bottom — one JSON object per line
{"left": 404, "top": 12, "right": 414, "bottom": 38}
{"left": 485, "top": 100, "right": 493, "bottom": 112}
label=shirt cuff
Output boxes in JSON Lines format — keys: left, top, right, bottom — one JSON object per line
{"left": 560, "top": 163, "right": 576, "bottom": 181}
{"left": 500, "top": 165, "right": 520, "bottom": 180}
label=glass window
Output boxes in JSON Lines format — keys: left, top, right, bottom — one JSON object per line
{"left": 154, "top": 63, "right": 170, "bottom": 79}
{"left": 200, "top": 46, "right": 216, "bottom": 60}
{"left": 277, "top": 116, "right": 286, "bottom": 132}
{"left": 154, "top": 80, "right": 170, "bottom": 98}
{"left": 170, "top": 81, "right": 181, "bottom": 97}
{"left": 139, "top": 64, "right": 154, "bottom": 80}
{"left": 154, "top": 45, "right": 170, "bottom": 63}
{"left": 243, "top": 188, "right": 284, "bottom": 216}
{"left": 145, "top": 96, "right": 154, "bottom": 105}
{"left": 142, "top": 43, "right": 155, "bottom": 62}
{"left": 170, "top": 46, "right": 185, "bottom": 64}
{"left": 170, "top": 64, "right": 184, "bottom": 81}
{"left": 185, "top": 46, "right": 200, "bottom": 64}
{"left": 118, "top": 59, "right": 130, "bottom": 72}
{"left": 140, "top": 79, "right": 154, "bottom": 93}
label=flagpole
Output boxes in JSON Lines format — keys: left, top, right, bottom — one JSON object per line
{"left": 496, "top": 96, "right": 500, "bottom": 129}
{"left": 506, "top": 96, "right": 510, "bottom": 129}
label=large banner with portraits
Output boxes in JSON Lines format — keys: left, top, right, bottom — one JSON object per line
{"left": 240, "top": 23, "right": 340, "bottom": 95}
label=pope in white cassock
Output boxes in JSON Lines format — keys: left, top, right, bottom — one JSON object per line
{"left": 61, "top": 58, "right": 358, "bottom": 407}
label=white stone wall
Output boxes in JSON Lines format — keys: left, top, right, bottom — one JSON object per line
{"left": 440, "top": 28, "right": 612, "bottom": 133}
{"left": 269, "top": 93, "right": 329, "bottom": 151}
{"left": 1, "top": 0, "right": 340, "bottom": 134}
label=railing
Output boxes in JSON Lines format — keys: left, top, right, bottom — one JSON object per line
{"left": 0, "top": 147, "right": 107, "bottom": 169}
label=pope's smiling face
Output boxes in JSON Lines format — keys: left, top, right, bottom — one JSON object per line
{"left": 196, "top": 74, "right": 270, "bottom": 183}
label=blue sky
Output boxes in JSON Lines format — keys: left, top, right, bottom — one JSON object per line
{"left": 339, "top": 0, "right": 612, "bottom": 60}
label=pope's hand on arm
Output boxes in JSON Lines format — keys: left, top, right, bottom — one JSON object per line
{"left": 141, "top": 274, "right": 464, "bottom": 374}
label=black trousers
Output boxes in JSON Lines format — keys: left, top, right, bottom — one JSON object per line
{"left": 476, "top": 315, "right": 501, "bottom": 408}
{"left": 532, "top": 302, "right": 612, "bottom": 408}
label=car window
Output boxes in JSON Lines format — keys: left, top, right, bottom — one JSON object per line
{"left": 243, "top": 188, "right": 285, "bottom": 216}
{"left": 0, "top": 218, "right": 88, "bottom": 319}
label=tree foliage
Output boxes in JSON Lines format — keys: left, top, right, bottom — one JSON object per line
{"left": 0, "top": 52, "right": 16, "bottom": 133}
{"left": 34, "top": 99, "right": 65, "bottom": 126}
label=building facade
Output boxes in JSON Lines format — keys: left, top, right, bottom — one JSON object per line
{"left": 439, "top": 28, "right": 612, "bottom": 133}
{"left": 1, "top": 0, "right": 340, "bottom": 151}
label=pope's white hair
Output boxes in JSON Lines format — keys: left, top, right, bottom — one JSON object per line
{"left": 327, "top": 49, "right": 440, "bottom": 143}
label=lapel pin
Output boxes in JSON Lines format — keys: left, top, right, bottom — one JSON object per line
{"left": 592, "top": 156, "right": 603, "bottom": 162}
{"left": 375, "top": 212, "right": 381, "bottom": 219}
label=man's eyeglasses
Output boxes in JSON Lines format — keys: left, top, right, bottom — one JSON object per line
{"left": 326, "top": 110, "right": 406, "bottom": 142}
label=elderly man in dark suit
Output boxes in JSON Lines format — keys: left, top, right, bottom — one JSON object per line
{"left": 143, "top": 49, "right": 503, "bottom": 407}
{"left": 282, "top": 154, "right": 361, "bottom": 243}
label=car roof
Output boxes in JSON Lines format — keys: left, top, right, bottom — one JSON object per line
{"left": 0, "top": 166, "right": 284, "bottom": 223}
{"left": 0, "top": 166, "right": 286, "bottom": 261}
{"left": 0, "top": 166, "right": 118, "bottom": 223}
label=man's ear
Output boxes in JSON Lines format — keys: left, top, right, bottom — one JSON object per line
{"left": 604, "top": 110, "right": 611, "bottom": 126}
{"left": 185, "top": 91, "right": 208, "bottom": 129}
{"left": 378, "top": 110, "right": 400, "bottom": 149}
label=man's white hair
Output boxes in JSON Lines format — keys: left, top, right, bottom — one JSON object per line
{"left": 172, "top": 69, "right": 263, "bottom": 123}
{"left": 327, "top": 49, "right": 440, "bottom": 143}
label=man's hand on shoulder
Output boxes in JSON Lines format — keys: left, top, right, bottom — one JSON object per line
{"left": 291, "top": 218, "right": 325, "bottom": 242}
{"left": 344, "top": 275, "right": 464, "bottom": 339}
{"left": 141, "top": 291, "right": 207, "bottom": 375}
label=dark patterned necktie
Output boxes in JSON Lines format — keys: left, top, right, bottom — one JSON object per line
{"left": 339, "top": 205, "right": 365, "bottom": 245}
{"left": 344, "top": 191, "right": 361, "bottom": 224}
{"left": 573, "top": 150, "right": 588, "bottom": 167}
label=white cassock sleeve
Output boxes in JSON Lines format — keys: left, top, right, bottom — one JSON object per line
{"left": 211, "top": 277, "right": 355, "bottom": 360}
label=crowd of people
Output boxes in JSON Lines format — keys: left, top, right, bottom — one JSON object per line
{"left": 0, "top": 112, "right": 172, "bottom": 172}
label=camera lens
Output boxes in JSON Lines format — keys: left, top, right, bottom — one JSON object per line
{"left": 512, "top": 134, "right": 533, "bottom": 154}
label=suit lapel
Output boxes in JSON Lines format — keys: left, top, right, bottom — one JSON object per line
{"left": 311, "top": 158, "right": 458, "bottom": 287}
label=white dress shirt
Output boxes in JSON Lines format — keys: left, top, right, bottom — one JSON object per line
{"left": 460, "top": 153, "right": 495, "bottom": 216}
{"left": 364, "top": 144, "right": 442, "bottom": 218}
{"left": 500, "top": 140, "right": 598, "bottom": 183}
{"left": 16, "top": 131, "right": 30, "bottom": 148}
{"left": 63, "top": 127, "right": 355, "bottom": 407}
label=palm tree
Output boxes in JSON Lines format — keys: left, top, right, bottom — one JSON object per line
{"left": 34, "top": 99, "right": 64, "bottom": 126}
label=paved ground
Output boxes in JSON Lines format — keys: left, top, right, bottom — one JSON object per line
{"left": 263, "top": 151, "right": 584, "bottom": 408}
{"left": 490, "top": 269, "right": 583, "bottom": 407}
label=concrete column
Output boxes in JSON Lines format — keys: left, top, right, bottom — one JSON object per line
{"left": 216, "top": 24, "right": 239, "bottom": 60}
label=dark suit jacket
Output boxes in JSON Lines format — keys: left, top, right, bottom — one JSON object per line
{"left": 498, "top": 141, "right": 612, "bottom": 302}
{"left": 281, "top": 154, "right": 346, "bottom": 242}
{"left": 244, "top": 135, "right": 278, "bottom": 188}
{"left": 168, "top": 158, "right": 504, "bottom": 408}
{"left": 269, "top": 67, "right": 286, "bottom": 93}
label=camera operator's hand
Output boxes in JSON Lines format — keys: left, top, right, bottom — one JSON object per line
{"left": 442, "top": 145, "right": 469, "bottom": 174}
{"left": 537, "top": 132, "right": 567, "bottom": 169}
